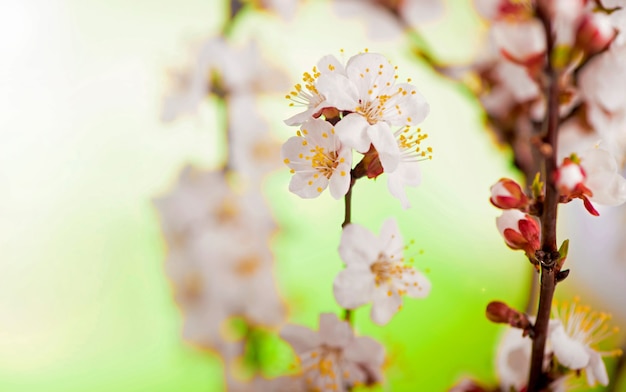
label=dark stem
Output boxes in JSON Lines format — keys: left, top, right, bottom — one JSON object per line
{"left": 342, "top": 177, "right": 356, "bottom": 324}
{"left": 342, "top": 177, "right": 355, "bottom": 228}
{"left": 527, "top": 6, "right": 561, "bottom": 391}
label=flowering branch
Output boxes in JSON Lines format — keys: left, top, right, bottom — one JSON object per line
{"left": 527, "top": 5, "right": 561, "bottom": 390}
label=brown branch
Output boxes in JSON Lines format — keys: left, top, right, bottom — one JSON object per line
{"left": 527, "top": 5, "right": 562, "bottom": 390}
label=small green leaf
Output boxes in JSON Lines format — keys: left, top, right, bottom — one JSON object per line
{"left": 531, "top": 172, "right": 544, "bottom": 199}
{"left": 558, "top": 239, "right": 569, "bottom": 261}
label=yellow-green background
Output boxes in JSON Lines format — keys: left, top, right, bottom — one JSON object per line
{"left": 1, "top": 0, "right": 623, "bottom": 391}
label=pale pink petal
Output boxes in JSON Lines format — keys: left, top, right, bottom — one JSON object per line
{"left": 387, "top": 160, "right": 421, "bottom": 209}
{"left": 289, "top": 172, "right": 329, "bottom": 198}
{"left": 284, "top": 107, "right": 318, "bottom": 126}
{"left": 319, "top": 313, "right": 353, "bottom": 348}
{"left": 585, "top": 349, "right": 609, "bottom": 386}
{"left": 333, "top": 267, "right": 376, "bottom": 309}
{"left": 384, "top": 83, "right": 430, "bottom": 126}
{"left": 317, "top": 54, "right": 345, "bottom": 75}
{"left": 549, "top": 322, "right": 590, "bottom": 369}
{"left": 316, "top": 72, "right": 359, "bottom": 110}
{"left": 329, "top": 158, "right": 352, "bottom": 199}
{"left": 334, "top": 113, "right": 372, "bottom": 152}
{"left": 339, "top": 223, "right": 381, "bottom": 266}
{"left": 367, "top": 122, "right": 400, "bottom": 172}
{"left": 346, "top": 53, "right": 395, "bottom": 100}
{"left": 281, "top": 324, "right": 321, "bottom": 354}
{"left": 378, "top": 218, "right": 403, "bottom": 259}
{"left": 582, "top": 148, "right": 626, "bottom": 206}
{"left": 343, "top": 336, "right": 385, "bottom": 366}
{"left": 399, "top": 269, "right": 431, "bottom": 298}
{"left": 370, "top": 288, "right": 402, "bottom": 325}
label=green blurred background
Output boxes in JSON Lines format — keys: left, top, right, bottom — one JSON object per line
{"left": 1, "top": 0, "right": 624, "bottom": 391}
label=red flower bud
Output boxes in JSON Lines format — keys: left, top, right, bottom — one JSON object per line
{"left": 486, "top": 301, "right": 530, "bottom": 330}
{"left": 576, "top": 13, "right": 616, "bottom": 55}
{"left": 496, "top": 210, "right": 541, "bottom": 260}
{"left": 555, "top": 156, "right": 599, "bottom": 216}
{"left": 490, "top": 178, "right": 529, "bottom": 209}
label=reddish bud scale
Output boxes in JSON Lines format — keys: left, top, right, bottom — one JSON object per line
{"left": 486, "top": 301, "right": 530, "bottom": 330}
{"left": 555, "top": 157, "right": 600, "bottom": 216}
{"left": 576, "top": 13, "right": 616, "bottom": 55}
{"left": 490, "top": 178, "right": 529, "bottom": 210}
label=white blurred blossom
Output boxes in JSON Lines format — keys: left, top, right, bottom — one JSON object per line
{"left": 281, "top": 313, "right": 385, "bottom": 391}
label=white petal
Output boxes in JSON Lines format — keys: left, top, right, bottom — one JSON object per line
{"left": 316, "top": 72, "right": 359, "bottom": 110}
{"left": 280, "top": 324, "right": 321, "bottom": 354}
{"left": 399, "top": 269, "right": 431, "bottom": 298}
{"left": 496, "top": 209, "right": 526, "bottom": 236}
{"left": 549, "top": 322, "right": 590, "bottom": 369}
{"left": 284, "top": 107, "right": 317, "bottom": 126}
{"left": 387, "top": 160, "right": 421, "bottom": 209}
{"left": 328, "top": 161, "right": 352, "bottom": 199}
{"left": 319, "top": 313, "right": 353, "bottom": 348}
{"left": 333, "top": 267, "right": 375, "bottom": 309}
{"left": 334, "top": 113, "right": 372, "bottom": 152}
{"left": 302, "top": 118, "right": 336, "bottom": 150}
{"left": 346, "top": 53, "right": 395, "bottom": 99}
{"left": 585, "top": 349, "right": 609, "bottom": 386}
{"left": 379, "top": 218, "right": 403, "bottom": 258}
{"left": 370, "top": 287, "right": 402, "bottom": 325}
{"left": 582, "top": 148, "right": 626, "bottom": 206}
{"left": 343, "top": 336, "right": 385, "bottom": 365}
{"left": 384, "top": 83, "right": 430, "bottom": 126}
{"left": 339, "top": 223, "right": 381, "bottom": 266}
{"left": 317, "top": 54, "right": 345, "bottom": 75}
{"left": 367, "top": 122, "right": 400, "bottom": 172}
{"left": 288, "top": 172, "right": 329, "bottom": 198}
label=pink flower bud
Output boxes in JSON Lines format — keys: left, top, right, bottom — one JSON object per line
{"left": 555, "top": 156, "right": 599, "bottom": 216}
{"left": 496, "top": 210, "right": 541, "bottom": 259}
{"left": 490, "top": 178, "right": 529, "bottom": 209}
{"left": 555, "top": 158, "right": 585, "bottom": 194}
{"left": 576, "top": 13, "right": 616, "bottom": 54}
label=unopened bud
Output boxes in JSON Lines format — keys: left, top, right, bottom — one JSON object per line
{"left": 496, "top": 209, "right": 541, "bottom": 260}
{"left": 486, "top": 301, "right": 531, "bottom": 330}
{"left": 556, "top": 158, "right": 585, "bottom": 194}
{"left": 353, "top": 145, "right": 383, "bottom": 180}
{"left": 555, "top": 156, "right": 599, "bottom": 216}
{"left": 576, "top": 13, "right": 616, "bottom": 55}
{"left": 490, "top": 178, "right": 529, "bottom": 209}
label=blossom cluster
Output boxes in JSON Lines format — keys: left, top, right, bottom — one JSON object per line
{"left": 465, "top": 0, "right": 626, "bottom": 198}
{"left": 281, "top": 51, "right": 432, "bottom": 209}
{"left": 154, "top": 167, "right": 285, "bottom": 350}
{"left": 489, "top": 298, "right": 622, "bottom": 390}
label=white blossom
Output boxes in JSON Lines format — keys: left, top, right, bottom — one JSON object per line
{"left": 280, "top": 313, "right": 385, "bottom": 392}
{"left": 318, "top": 52, "right": 430, "bottom": 156}
{"left": 281, "top": 118, "right": 352, "bottom": 199}
{"left": 284, "top": 55, "right": 347, "bottom": 126}
{"left": 333, "top": 218, "right": 431, "bottom": 325}
{"left": 386, "top": 126, "right": 432, "bottom": 209}
{"left": 549, "top": 298, "right": 622, "bottom": 387}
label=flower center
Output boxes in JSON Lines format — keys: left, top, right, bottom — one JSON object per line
{"left": 309, "top": 146, "right": 339, "bottom": 178}
{"left": 371, "top": 253, "right": 403, "bottom": 285}
{"left": 356, "top": 97, "right": 387, "bottom": 125}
